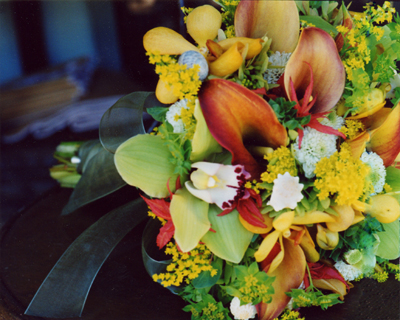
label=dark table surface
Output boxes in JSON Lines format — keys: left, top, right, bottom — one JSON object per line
{"left": 1, "top": 186, "right": 399, "bottom": 320}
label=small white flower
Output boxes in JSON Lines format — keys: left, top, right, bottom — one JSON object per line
{"left": 165, "top": 100, "right": 188, "bottom": 133}
{"left": 263, "top": 51, "right": 291, "bottom": 84}
{"left": 334, "top": 260, "right": 362, "bottom": 281}
{"left": 230, "top": 297, "right": 257, "bottom": 320}
{"left": 185, "top": 162, "right": 250, "bottom": 210}
{"left": 320, "top": 114, "right": 345, "bottom": 130}
{"left": 268, "top": 172, "right": 304, "bottom": 211}
{"left": 293, "top": 127, "right": 338, "bottom": 178}
{"left": 386, "top": 67, "right": 400, "bottom": 99}
{"left": 360, "top": 151, "right": 386, "bottom": 195}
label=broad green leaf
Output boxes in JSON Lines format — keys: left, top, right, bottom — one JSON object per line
{"left": 141, "top": 218, "right": 182, "bottom": 294}
{"left": 62, "top": 147, "right": 126, "bottom": 215}
{"left": 170, "top": 186, "right": 210, "bottom": 252}
{"left": 26, "top": 198, "right": 148, "bottom": 318}
{"left": 147, "top": 107, "right": 168, "bottom": 122}
{"left": 114, "top": 134, "right": 179, "bottom": 198}
{"left": 202, "top": 205, "right": 253, "bottom": 263}
{"left": 385, "top": 166, "right": 400, "bottom": 204}
{"left": 190, "top": 99, "right": 222, "bottom": 162}
{"left": 77, "top": 140, "right": 104, "bottom": 173}
{"left": 99, "top": 92, "right": 153, "bottom": 154}
{"left": 376, "top": 220, "right": 400, "bottom": 259}
{"left": 301, "top": 15, "right": 338, "bottom": 36}
{"left": 191, "top": 258, "right": 223, "bottom": 289}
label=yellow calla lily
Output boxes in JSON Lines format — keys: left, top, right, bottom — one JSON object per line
{"left": 292, "top": 210, "right": 336, "bottom": 225}
{"left": 218, "top": 37, "right": 263, "bottom": 59}
{"left": 234, "top": 0, "right": 299, "bottom": 53}
{"left": 326, "top": 204, "right": 355, "bottom": 232}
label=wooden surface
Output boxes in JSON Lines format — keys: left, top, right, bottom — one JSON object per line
{"left": 1, "top": 187, "right": 399, "bottom": 320}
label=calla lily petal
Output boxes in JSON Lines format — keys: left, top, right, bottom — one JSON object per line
{"left": 218, "top": 37, "right": 263, "bottom": 59}
{"left": 186, "top": 5, "right": 222, "bottom": 48}
{"left": 284, "top": 27, "right": 345, "bottom": 114}
{"left": 155, "top": 78, "right": 179, "bottom": 104}
{"left": 368, "top": 103, "right": 400, "bottom": 167}
{"left": 234, "top": 0, "right": 299, "bottom": 53}
{"left": 257, "top": 238, "right": 306, "bottom": 320}
{"left": 208, "top": 42, "right": 244, "bottom": 77}
{"left": 198, "top": 79, "right": 287, "bottom": 178}
{"left": 326, "top": 205, "right": 355, "bottom": 232}
{"left": 347, "top": 131, "right": 370, "bottom": 159}
{"left": 268, "top": 235, "right": 285, "bottom": 275}
{"left": 313, "top": 279, "right": 348, "bottom": 299}
{"left": 143, "top": 27, "right": 199, "bottom": 55}
{"left": 254, "top": 230, "right": 281, "bottom": 262}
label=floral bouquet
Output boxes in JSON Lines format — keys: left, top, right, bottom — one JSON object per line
{"left": 26, "top": 1, "right": 400, "bottom": 320}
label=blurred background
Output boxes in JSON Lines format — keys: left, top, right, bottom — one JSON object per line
{"left": 0, "top": 0, "right": 212, "bottom": 227}
{"left": 0, "top": 0, "right": 397, "bottom": 227}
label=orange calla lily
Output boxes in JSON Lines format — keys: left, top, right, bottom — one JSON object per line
{"left": 284, "top": 27, "right": 346, "bottom": 114}
{"left": 348, "top": 104, "right": 400, "bottom": 166}
{"left": 234, "top": 0, "right": 299, "bottom": 53}
{"left": 257, "top": 238, "right": 306, "bottom": 320}
{"left": 198, "top": 78, "right": 287, "bottom": 178}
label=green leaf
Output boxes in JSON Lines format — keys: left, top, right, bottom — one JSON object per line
{"left": 62, "top": 147, "right": 126, "bottom": 215}
{"left": 385, "top": 166, "right": 400, "bottom": 204}
{"left": 146, "top": 107, "right": 168, "bottom": 122}
{"left": 301, "top": 15, "right": 338, "bottom": 36}
{"left": 170, "top": 186, "right": 210, "bottom": 252}
{"left": 77, "top": 140, "right": 103, "bottom": 173}
{"left": 25, "top": 198, "right": 148, "bottom": 318}
{"left": 191, "top": 258, "right": 223, "bottom": 289}
{"left": 202, "top": 205, "right": 253, "bottom": 263}
{"left": 99, "top": 92, "right": 153, "bottom": 154}
{"left": 114, "top": 134, "right": 179, "bottom": 198}
{"left": 376, "top": 220, "right": 400, "bottom": 259}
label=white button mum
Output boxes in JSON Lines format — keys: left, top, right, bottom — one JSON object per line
{"left": 263, "top": 51, "right": 291, "bottom": 84}
{"left": 165, "top": 99, "right": 188, "bottom": 133}
{"left": 360, "top": 151, "right": 386, "bottom": 195}
{"left": 230, "top": 297, "right": 257, "bottom": 320}
{"left": 268, "top": 172, "right": 304, "bottom": 211}
{"left": 293, "top": 127, "right": 338, "bottom": 178}
{"left": 334, "top": 260, "right": 362, "bottom": 281}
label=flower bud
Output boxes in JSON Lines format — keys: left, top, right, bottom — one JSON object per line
{"left": 316, "top": 224, "right": 339, "bottom": 250}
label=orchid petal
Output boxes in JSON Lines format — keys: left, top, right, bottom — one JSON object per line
{"left": 239, "top": 213, "right": 273, "bottom": 234}
{"left": 198, "top": 79, "right": 287, "bottom": 178}
{"left": 369, "top": 103, "right": 400, "bottom": 167}
{"left": 186, "top": 5, "right": 222, "bottom": 48}
{"left": 284, "top": 27, "right": 345, "bottom": 114}
{"left": 268, "top": 235, "right": 285, "bottom": 275}
{"left": 292, "top": 210, "right": 336, "bottom": 225}
{"left": 143, "top": 27, "right": 199, "bottom": 55}
{"left": 218, "top": 37, "right": 263, "bottom": 59}
{"left": 272, "top": 211, "right": 294, "bottom": 232}
{"left": 190, "top": 99, "right": 223, "bottom": 162}
{"left": 202, "top": 205, "right": 253, "bottom": 263}
{"left": 235, "top": 0, "right": 299, "bottom": 53}
{"left": 208, "top": 42, "right": 244, "bottom": 77}
{"left": 254, "top": 230, "right": 281, "bottom": 262}
{"left": 257, "top": 238, "right": 306, "bottom": 320}
{"left": 114, "top": 134, "right": 178, "bottom": 198}
{"left": 170, "top": 186, "right": 210, "bottom": 252}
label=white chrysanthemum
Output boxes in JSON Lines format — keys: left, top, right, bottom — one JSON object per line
{"left": 320, "top": 114, "right": 345, "bottom": 130}
{"left": 360, "top": 151, "right": 386, "bottom": 194}
{"left": 230, "top": 297, "right": 257, "bottom": 320}
{"left": 334, "top": 260, "right": 362, "bottom": 281}
{"left": 387, "top": 67, "right": 400, "bottom": 99}
{"left": 293, "top": 127, "right": 338, "bottom": 178}
{"left": 264, "top": 51, "right": 291, "bottom": 84}
{"left": 268, "top": 172, "right": 304, "bottom": 211}
{"left": 165, "top": 100, "right": 188, "bottom": 133}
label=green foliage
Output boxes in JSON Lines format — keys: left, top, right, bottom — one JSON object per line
{"left": 223, "top": 262, "right": 275, "bottom": 305}
{"left": 269, "top": 98, "right": 310, "bottom": 130}
{"left": 147, "top": 107, "right": 168, "bottom": 122}
{"left": 158, "top": 124, "right": 192, "bottom": 176}
{"left": 321, "top": 215, "right": 383, "bottom": 261}
{"left": 286, "top": 287, "right": 343, "bottom": 310}
{"left": 192, "top": 259, "right": 223, "bottom": 289}
{"left": 182, "top": 294, "right": 232, "bottom": 320}
{"left": 390, "top": 87, "right": 400, "bottom": 107}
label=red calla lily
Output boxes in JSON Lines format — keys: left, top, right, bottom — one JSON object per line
{"left": 198, "top": 79, "right": 287, "bottom": 179}
{"left": 284, "top": 27, "right": 346, "bottom": 114}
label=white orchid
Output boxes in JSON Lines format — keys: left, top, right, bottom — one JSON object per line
{"left": 268, "top": 172, "right": 304, "bottom": 211}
